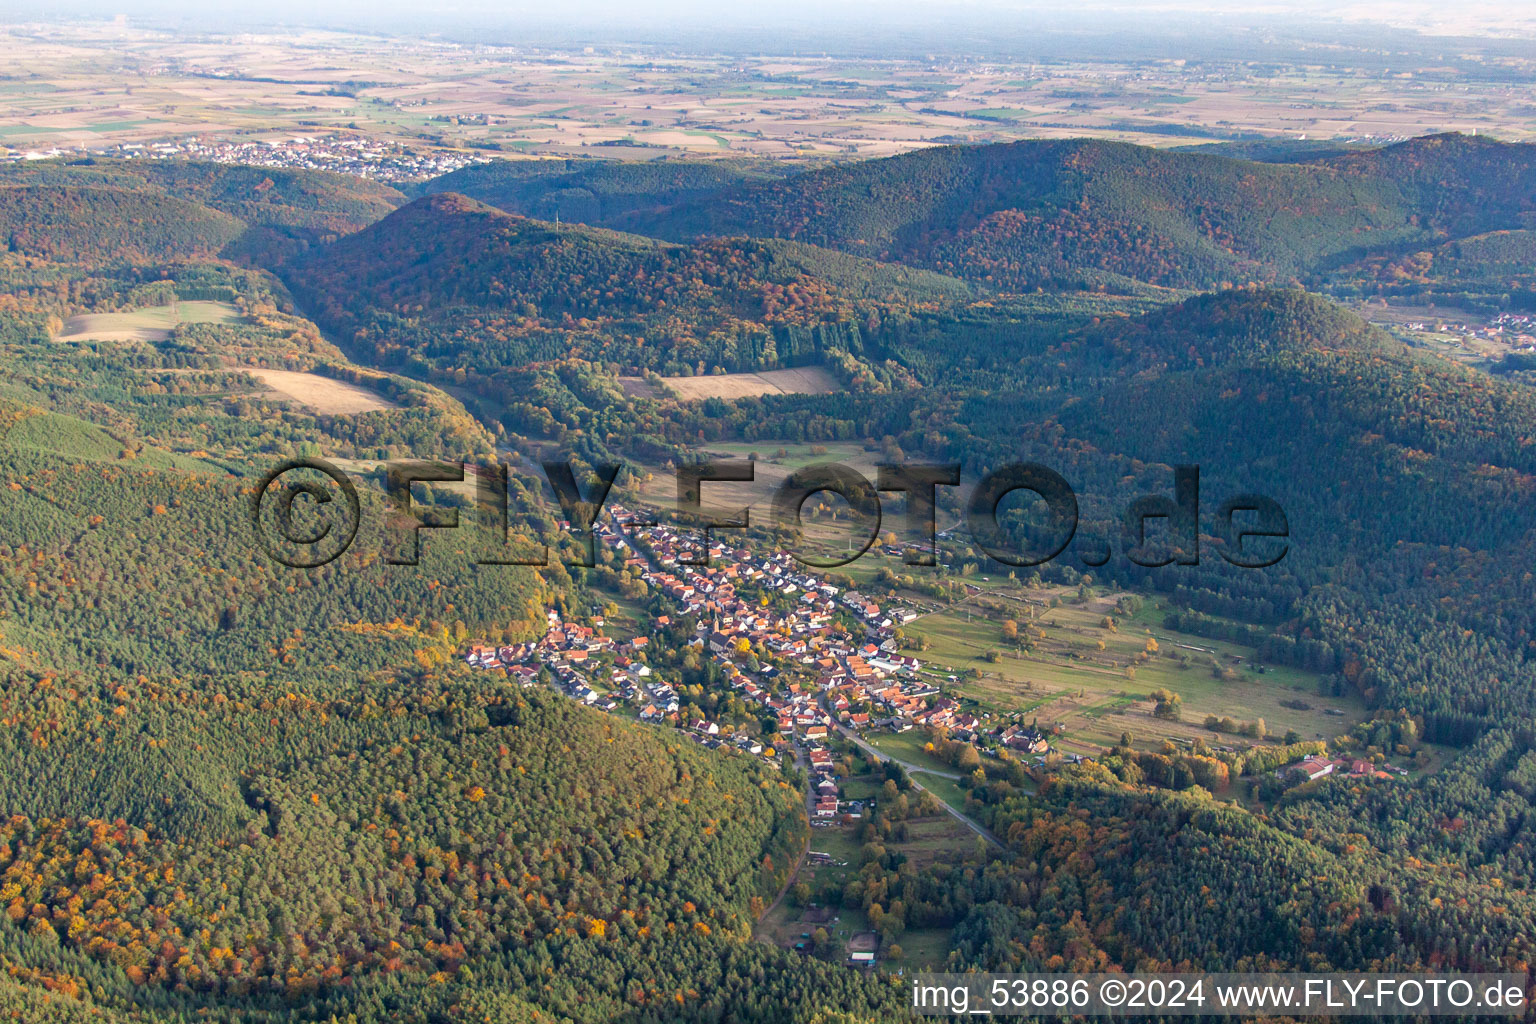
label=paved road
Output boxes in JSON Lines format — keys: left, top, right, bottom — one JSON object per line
{"left": 829, "top": 721, "right": 1004, "bottom": 850}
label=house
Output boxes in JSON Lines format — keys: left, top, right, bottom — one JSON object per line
{"left": 1285, "top": 755, "right": 1335, "bottom": 781}
{"left": 1004, "top": 730, "right": 1049, "bottom": 754}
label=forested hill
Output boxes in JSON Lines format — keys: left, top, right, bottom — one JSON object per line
{"left": 0, "top": 159, "right": 404, "bottom": 234}
{"left": 287, "top": 191, "right": 971, "bottom": 375}
{"left": 1054, "top": 290, "right": 1536, "bottom": 630}
{"left": 0, "top": 160, "right": 406, "bottom": 266}
{"left": 603, "top": 133, "right": 1536, "bottom": 292}
{"left": 1314, "top": 133, "right": 1536, "bottom": 240}
{"left": 0, "top": 185, "right": 247, "bottom": 264}
{"left": 1080, "top": 286, "right": 1395, "bottom": 371}
{"left": 411, "top": 156, "right": 790, "bottom": 226}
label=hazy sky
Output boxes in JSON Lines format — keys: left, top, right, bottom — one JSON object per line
{"left": 9, "top": 0, "right": 1536, "bottom": 41}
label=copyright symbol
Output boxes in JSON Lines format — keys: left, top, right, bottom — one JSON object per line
{"left": 251, "top": 458, "right": 360, "bottom": 568}
{"left": 1101, "top": 979, "right": 1126, "bottom": 1007}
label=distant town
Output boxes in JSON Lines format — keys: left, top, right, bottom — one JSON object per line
{"left": 4, "top": 132, "right": 489, "bottom": 182}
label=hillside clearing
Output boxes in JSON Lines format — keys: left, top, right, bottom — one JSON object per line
{"left": 622, "top": 366, "right": 840, "bottom": 401}
{"left": 57, "top": 301, "right": 243, "bottom": 342}
{"left": 244, "top": 369, "right": 398, "bottom": 414}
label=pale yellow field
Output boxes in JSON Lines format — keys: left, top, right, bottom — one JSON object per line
{"left": 243, "top": 369, "right": 397, "bottom": 414}
{"left": 628, "top": 366, "right": 840, "bottom": 402}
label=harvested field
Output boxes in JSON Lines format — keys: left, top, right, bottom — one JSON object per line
{"left": 623, "top": 366, "right": 840, "bottom": 401}
{"left": 243, "top": 369, "right": 397, "bottom": 414}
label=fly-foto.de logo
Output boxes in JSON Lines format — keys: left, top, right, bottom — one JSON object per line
{"left": 251, "top": 458, "right": 1288, "bottom": 571}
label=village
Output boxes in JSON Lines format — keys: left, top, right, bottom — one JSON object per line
{"left": 1399, "top": 311, "right": 1536, "bottom": 350}
{"left": 462, "top": 502, "right": 1060, "bottom": 822}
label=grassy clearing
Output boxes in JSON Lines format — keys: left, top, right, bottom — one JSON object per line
{"left": 891, "top": 928, "right": 954, "bottom": 969}
{"left": 854, "top": 732, "right": 980, "bottom": 818}
{"left": 911, "top": 773, "right": 971, "bottom": 816}
{"left": 861, "top": 730, "right": 962, "bottom": 777}
{"left": 589, "top": 581, "right": 650, "bottom": 635}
